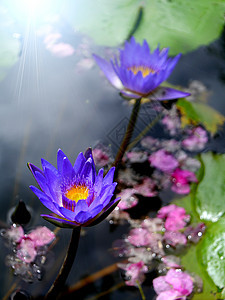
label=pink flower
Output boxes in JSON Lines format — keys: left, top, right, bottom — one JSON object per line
{"left": 92, "top": 147, "right": 110, "bottom": 167}
{"left": 127, "top": 228, "right": 152, "bottom": 247}
{"left": 155, "top": 288, "right": 184, "bottom": 300}
{"left": 27, "top": 226, "right": 56, "bottom": 247}
{"left": 3, "top": 226, "right": 55, "bottom": 263}
{"left": 3, "top": 224, "right": 24, "bottom": 243}
{"left": 157, "top": 204, "right": 178, "bottom": 219}
{"left": 182, "top": 126, "right": 208, "bottom": 151}
{"left": 141, "top": 136, "right": 160, "bottom": 150}
{"left": 157, "top": 205, "right": 190, "bottom": 232}
{"left": 46, "top": 43, "right": 75, "bottom": 57}
{"left": 166, "top": 269, "right": 193, "bottom": 295}
{"left": 165, "top": 208, "right": 190, "bottom": 231}
{"left": 126, "top": 151, "right": 148, "bottom": 163}
{"left": 118, "top": 261, "right": 148, "bottom": 286}
{"left": 153, "top": 269, "right": 193, "bottom": 300}
{"left": 134, "top": 177, "right": 157, "bottom": 197}
{"left": 149, "top": 150, "right": 179, "bottom": 173}
{"left": 18, "top": 226, "right": 55, "bottom": 263}
{"left": 161, "top": 256, "right": 181, "bottom": 269}
{"left": 164, "top": 231, "right": 187, "bottom": 247}
{"left": 17, "top": 238, "right": 37, "bottom": 263}
{"left": 171, "top": 168, "right": 197, "bottom": 194}
{"left": 161, "top": 114, "right": 181, "bottom": 136}
{"left": 117, "top": 188, "right": 139, "bottom": 210}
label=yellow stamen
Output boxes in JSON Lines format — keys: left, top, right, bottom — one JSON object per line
{"left": 128, "top": 66, "right": 156, "bottom": 77}
{"left": 65, "top": 184, "right": 89, "bottom": 202}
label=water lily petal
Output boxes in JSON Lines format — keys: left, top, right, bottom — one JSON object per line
{"left": 150, "top": 87, "right": 190, "bottom": 101}
{"left": 41, "top": 214, "right": 80, "bottom": 228}
{"left": 29, "top": 186, "right": 60, "bottom": 215}
{"left": 103, "top": 167, "right": 115, "bottom": 186}
{"left": 93, "top": 54, "right": 123, "bottom": 89}
{"left": 74, "top": 152, "right": 86, "bottom": 174}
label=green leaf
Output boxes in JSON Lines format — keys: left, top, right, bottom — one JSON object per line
{"left": 181, "top": 244, "right": 219, "bottom": 300}
{"left": 65, "top": 0, "right": 141, "bottom": 47}
{"left": 199, "top": 216, "right": 225, "bottom": 289}
{"left": 135, "top": 0, "right": 225, "bottom": 55}
{"left": 195, "top": 153, "right": 225, "bottom": 223}
{"left": 177, "top": 99, "right": 225, "bottom": 135}
{"left": 65, "top": 0, "right": 225, "bottom": 55}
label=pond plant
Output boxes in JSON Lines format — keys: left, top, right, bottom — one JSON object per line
{"left": 0, "top": 1, "right": 225, "bottom": 300}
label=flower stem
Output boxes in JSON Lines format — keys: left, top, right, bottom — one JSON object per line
{"left": 45, "top": 227, "right": 81, "bottom": 300}
{"left": 127, "top": 111, "right": 163, "bottom": 151}
{"left": 136, "top": 280, "right": 146, "bottom": 300}
{"left": 113, "top": 98, "right": 141, "bottom": 177}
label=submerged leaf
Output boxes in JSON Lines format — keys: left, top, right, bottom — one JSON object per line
{"left": 195, "top": 153, "right": 225, "bottom": 222}
{"left": 65, "top": 0, "right": 225, "bottom": 54}
{"left": 177, "top": 99, "right": 225, "bottom": 134}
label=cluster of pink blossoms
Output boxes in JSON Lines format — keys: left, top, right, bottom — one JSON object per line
{"left": 108, "top": 141, "right": 201, "bottom": 218}
{"left": 113, "top": 204, "right": 204, "bottom": 295}
{"left": 161, "top": 81, "right": 209, "bottom": 152}
{"left": 1, "top": 224, "right": 55, "bottom": 282}
{"left": 92, "top": 120, "right": 206, "bottom": 217}
{"left": 153, "top": 268, "right": 194, "bottom": 300}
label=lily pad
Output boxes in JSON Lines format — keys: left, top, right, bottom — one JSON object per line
{"left": 135, "top": 0, "right": 225, "bottom": 55}
{"left": 177, "top": 99, "right": 225, "bottom": 135}
{"left": 181, "top": 244, "right": 219, "bottom": 300}
{"left": 65, "top": 0, "right": 225, "bottom": 54}
{"left": 198, "top": 216, "right": 225, "bottom": 289}
{"left": 65, "top": 0, "right": 140, "bottom": 47}
{"left": 195, "top": 153, "right": 225, "bottom": 223}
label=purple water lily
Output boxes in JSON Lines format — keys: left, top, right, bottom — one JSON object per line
{"left": 93, "top": 37, "right": 190, "bottom": 100}
{"left": 28, "top": 148, "right": 120, "bottom": 228}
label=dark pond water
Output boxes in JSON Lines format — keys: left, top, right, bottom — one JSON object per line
{"left": 0, "top": 10, "right": 225, "bottom": 300}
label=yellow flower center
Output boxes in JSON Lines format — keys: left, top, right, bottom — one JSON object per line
{"left": 65, "top": 184, "right": 89, "bottom": 202}
{"left": 128, "top": 66, "right": 156, "bottom": 77}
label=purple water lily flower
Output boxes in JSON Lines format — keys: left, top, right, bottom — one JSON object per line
{"left": 93, "top": 37, "right": 190, "bottom": 100}
{"left": 28, "top": 148, "right": 120, "bottom": 228}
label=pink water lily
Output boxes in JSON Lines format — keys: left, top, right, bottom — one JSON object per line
{"left": 149, "top": 149, "right": 179, "bottom": 173}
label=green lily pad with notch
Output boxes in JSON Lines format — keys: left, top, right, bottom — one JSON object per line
{"left": 65, "top": 0, "right": 225, "bottom": 55}
{"left": 177, "top": 99, "right": 225, "bottom": 135}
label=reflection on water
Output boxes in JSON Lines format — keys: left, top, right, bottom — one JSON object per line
{"left": 0, "top": 7, "right": 225, "bottom": 299}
